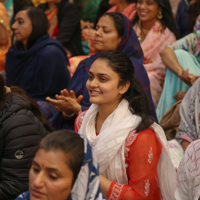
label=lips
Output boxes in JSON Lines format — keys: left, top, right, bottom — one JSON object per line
{"left": 90, "top": 90, "right": 102, "bottom": 95}
{"left": 31, "top": 189, "right": 45, "bottom": 198}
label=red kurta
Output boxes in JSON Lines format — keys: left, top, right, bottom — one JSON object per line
{"left": 75, "top": 112, "right": 162, "bottom": 200}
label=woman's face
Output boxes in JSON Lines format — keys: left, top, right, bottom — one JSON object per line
{"left": 94, "top": 15, "right": 122, "bottom": 52}
{"left": 12, "top": 10, "right": 32, "bottom": 47}
{"left": 29, "top": 149, "right": 74, "bottom": 200}
{"left": 86, "top": 59, "right": 126, "bottom": 107}
{"left": 137, "top": 0, "right": 160, "bottom": 23}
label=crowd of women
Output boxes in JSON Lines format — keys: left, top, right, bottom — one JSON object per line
{"left": 0, "top": 0, "right": 200, "bottom": 199}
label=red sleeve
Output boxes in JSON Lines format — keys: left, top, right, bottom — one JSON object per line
{"left": 107, "top": 128, "right": 162, "bottom": 200}
{"left": 74, "top": 111, "right": 87, "bottom": 132}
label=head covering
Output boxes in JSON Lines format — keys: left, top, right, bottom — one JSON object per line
{"left": 176, "top": 77, "right": 200, "bottom": 143}
{"left": 15, "top": 134, "right": 106, "bottom": 200}
{"left": 50, "top": 13, "right": 157, "bottom": 130}
{"left": 175, "top": 139, "right": 200, "bottom": 200}
{"left": 5, "top": 33, "right": 70, "bottom": 101}
{"left": 69, "top": 13, "right": 156, "bottom": 119}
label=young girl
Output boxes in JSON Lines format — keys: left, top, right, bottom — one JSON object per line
{"left": 75, "top": 50, "right": 176, "bottom": 199}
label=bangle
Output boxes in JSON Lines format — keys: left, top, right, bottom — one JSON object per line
{"left": 62, "top": 111, "right": 76, "bottom": 118}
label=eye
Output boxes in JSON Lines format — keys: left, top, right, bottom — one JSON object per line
{"left": 32, "top": 167, "right": 40, "bottom": 174}
{"left": 88, "top": 75, "right": 94, "bottom": 80}
{"left": 18, "top": 20, "right": 23, "bottom": 24}
{"left": 95, "top": 26, "right": 99, "bottom": 31}
{"left": 49, "top": 174, "right": 58, "bottom": 180}
{"left": 100, "top": 77, "right": 107, "bottom": 82}
{"left": 138, "top": 0, "right": 143, "bottom": 4}
{"left": 147, "top": 1, "right": 153, "bottom": 5}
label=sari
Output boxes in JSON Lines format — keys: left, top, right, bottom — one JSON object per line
{"left": 15, "top": 134, "right": 106, "bottom": 200}
{"left": 156, "top": 31, "right": 200, "bottom": 122}
{"left": 133, "top": 21, "right": 176, "bottom": 108}
{"left": 107, "top": 3, "right": 137, "bottom": 21}
{"left": 0, "top": 3, "right": 11, "bottom": 77}
{"left": 49, "top": 14, "right": 157, "bottom": 130}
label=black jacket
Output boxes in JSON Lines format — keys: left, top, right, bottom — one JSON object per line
{"left": 38, "top": 1, "right": 84, "bottom": 56}
{"left": 0, "top": 94, "right": 49, "bottom": 200}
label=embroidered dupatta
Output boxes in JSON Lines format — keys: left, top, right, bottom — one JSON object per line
{"left": 79, "top": 99, "right": 177, "bottom": 200}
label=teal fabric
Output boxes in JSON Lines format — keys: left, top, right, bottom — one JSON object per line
{"left": 156, "top": 49, "right": 200, "bottom": 122}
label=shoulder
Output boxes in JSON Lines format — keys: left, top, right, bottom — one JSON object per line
{"left": 15, "top": 191, "right": 30, "bottom": 200}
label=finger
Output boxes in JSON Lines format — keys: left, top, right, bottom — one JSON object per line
{"left": 61, "top": 89, "right": 70, "bottom": 97}
{"left": 46, "top": 97, "right": 59, "bottom": 105}
{"left": 77, "top": 95, "right": 83, "bottom": 104}
{"left": 57, "top": 95, "right": 70, "bottom": 101}
{"left": 70, "top": 90, "right": 76, "bottom": 99}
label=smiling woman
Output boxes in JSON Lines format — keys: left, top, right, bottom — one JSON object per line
{"left": 15, "top": 130, "right": 106, "bottom": 200}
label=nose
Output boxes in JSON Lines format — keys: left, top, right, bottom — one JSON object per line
{"left": 32, "top": 172, "right": 45, "bottom": 188}
{"left": 95, "top": 28, "right": 101, "bottom": 37}
{"left": 12, "top": 21, "right": 17, "bottom": 30}
{"left": 90, "top": 78, "right": 98, "bottom": 88}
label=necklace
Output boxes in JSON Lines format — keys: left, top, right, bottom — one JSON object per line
{"left": 138, "top": 21, "right": 147, "bottom": 42}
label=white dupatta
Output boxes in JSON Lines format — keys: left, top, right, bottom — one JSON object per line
{"left": 79, "top": 99, "right": 177, "bottom": 199}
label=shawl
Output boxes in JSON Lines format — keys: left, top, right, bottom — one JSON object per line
{"left": 107, "top": 3, "right": 136, "bottom": 21}
{"left": 0, "top": 3, "right": 11, "bottom": 71}
{"left": 176, "top": 77, "right": 200, "bottom": 143}
{"left": 175, "top": 139, "right": 200, "bottom": 200}
{"left": 5, "top": 33, "right": 71, "bottom": 101}
{"left": 79, "top": 99, "right": 177, "bottom": 200}
{"left": 134, "top": 21, "right": 176, "bottom": 107}
{"left": 15, "top": 135, "right": 106, "bottom": 200}
{"left": 49, "top": 14, "right": 157, "bottom": 130}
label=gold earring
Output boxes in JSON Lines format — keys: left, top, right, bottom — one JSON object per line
{"left": 157, "top": 11, "right": 163, "bottom": 19}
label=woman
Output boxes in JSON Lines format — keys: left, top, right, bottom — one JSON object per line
{"left": 5, "top": 7, "right": 70, "bottom": 118}
{"left": 0, "top": 2, "right": 11, "bottom": 78}
{"left": 47, "top": 12, "right": 157, "bottom": 130}
{"left": 157, "top": 30, "right": 200, "bottom": 121}
{"left": 75, "top": 51, "right": 176, "bottom": 199}
{"left": 0, "top": 74, "right": 51, "bottom": 199}
{"left": 132, "top": 0, "right": 177, "bottom": 107}
{"left": 189, "top": 0, "right": 200, "bottom": 31}
{"left": 81, "top": 0, "right": 137, "bottom": 52}
{"left": 38, "top": 0, "right": 84, "bottom": 57}
{"left": 175, "top": 139, "right": 200, "bottom": 200}
{"left": 15, "top": 130, "right": 106, "bottom": 200}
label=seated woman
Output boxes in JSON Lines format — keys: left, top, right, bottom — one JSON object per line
{"left": 15, "top": 130, "right": 106, "bottom": 200}
{"left": 0, "top": 74, "right": 51, "bottom": 199}
{"left": 157, "top": 30, "right": 200, "bottom": 121}
{"left": 0, "top": 2, "right": 11, "bottom": 78}
{"left": 175, "top": 139, "right": 200, "bottom": 200}
{"left": 75, "top": 51, "right": 176, "bottom": 199}
{"left": 5, "top": 7, "right": 71, "bottom": 119}
{"left": 132, "top": 0, "right": 177, "bottom": 108}
{"left": 47, "top": 12, "right": 157, "bottom": 130}
{"left": 38, "top": 0, "right": 84, "bottom": 57}
{"left": 81, "top": 0, "right": 137, "bottom": 53}
{"left": 175, "top": 77, "right": 200, "bottom": 151}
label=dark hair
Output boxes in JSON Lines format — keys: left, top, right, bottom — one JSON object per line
{"left": 132, "top": 0, "right": 179, "bottom": 39}
{"left": 189, "top": 0, "right": 200, "bottom": 27}
{"left": 0, "top": 75, "right": 52, "bottom": 132}
{"left": 94, "top": 51, "right": 154, "bottom": 133}
{"left": 38, "top": 130, "right": 84, "bottom": 184}
{"left": 101, "top": 12, "right": 125, "bottom": 38}
{"left": 14, "top": 7, "right": 49, "bottom": 50}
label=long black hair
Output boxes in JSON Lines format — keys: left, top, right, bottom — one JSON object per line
{"left": 94, "top": 50, "right": 154, "bottom": 133}
{"left": 132, "top": 0, "right": 179, "bottom": 39}
{"left": 38, "top": 130, "right": 84, "bottom": 185}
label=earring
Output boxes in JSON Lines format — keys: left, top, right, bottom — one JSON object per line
{"left": 157, "top": 11, "right": 163, "bottom": 19}
{"left": 121, "top": 90, "right": 126, "bottom": 94}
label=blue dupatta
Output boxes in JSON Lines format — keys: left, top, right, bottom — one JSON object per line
{"left": 15, "top": 134, "right": 106, "bottom": 200}
{"left": 50, "top": 14, "right": 157, "bottom": 130}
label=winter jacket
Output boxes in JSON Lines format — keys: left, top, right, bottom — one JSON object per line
{"left": 0, "top": 94, "right": 49, "bottom": 200}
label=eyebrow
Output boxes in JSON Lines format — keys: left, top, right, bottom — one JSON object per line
{"left": 14, "top": 17, "right": 24, "bottom": 21}
{"left": 88, "top": 71, "right": 111, "bottom": 77}
{"left": 33, "top": 161, "right": 61, "bottom": 174}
